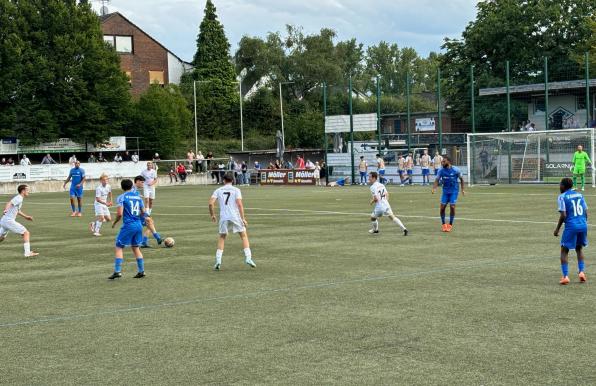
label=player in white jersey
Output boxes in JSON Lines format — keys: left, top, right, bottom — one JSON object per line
{"left": 208, "top": 172, "right": 256, "bottom": 270}
{"left": 140, "top": 161, "right": 158, "bottom": 215}
{"left": 89, "top": 173, "right": 113, "bottom": 237}
{"left": 0, "top": 184, "right": 39, "bottom": 257}
{"left": 368, "top": 172, "right": 408, "bottom": 236}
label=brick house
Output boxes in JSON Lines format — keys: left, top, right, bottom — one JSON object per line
{"left": 100, "top": 12, "right": 192, "bottom": 96}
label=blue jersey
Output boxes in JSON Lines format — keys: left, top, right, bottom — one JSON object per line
{"left": 436, "top": 166, "right": 461, "bottom": 193}
{"left": 558, "top": 190, "right": 588, "bottom": 231}
{"left": 69, "top": 167, "right": 85, "bottom": 186}
{"left": 117, "top": 191, "right": 145, "bottom": 225}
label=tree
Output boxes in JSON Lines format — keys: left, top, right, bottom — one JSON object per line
{"left": 0, "top": 0, "right": 131, "bottom": 144}
{"left": 441, "top": 0, "right": 596, "bottom": 131}
{"left": 131, "top": 85, "right": 192, "bottom": 159}
{"left": 183, "top": 0, "right": 238, "bottom": 138}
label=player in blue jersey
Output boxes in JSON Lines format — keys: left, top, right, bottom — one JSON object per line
{"left": 132, "top": 175, "right": 163, "bottom": 247}
{"left": 63, "top": 160, "right": 86, "bottom": 217}
{"left": 109, "top": 179, "right": 146, "bottom": 279}
{"left": 554, "top": 177, "right": 588, "bottom": 285}
{"left": 432, "top": 156, "right": 465, "bottom": 232}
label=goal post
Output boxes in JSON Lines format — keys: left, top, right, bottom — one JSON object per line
{"left": 467, "top": 128, "right": 596, "bottom": 187}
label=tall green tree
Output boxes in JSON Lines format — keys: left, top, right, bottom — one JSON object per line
{"left": 183, "top": 0, "right": 238, "bottom": 138}
{"left": 131, "top": 85, "right": 192, "bottom": 159}
{"left": 0, "top": 0, "right": 131, "bottom": 145}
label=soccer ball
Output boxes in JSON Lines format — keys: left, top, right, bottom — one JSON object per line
{"left": 164, "top": 237, "right": 175, "bottom": 248}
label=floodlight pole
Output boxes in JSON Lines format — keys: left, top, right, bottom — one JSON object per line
{"left": 323, "top": 82, "right": 329, "bottom": 185}
{"left": 349, "top": 75, "right": 355, "bottom": 184}
{"left": 376, "top": 75, "right": 382, "bottom": 152}
{"left": 239, "top": 80, "right": 244, "bottom": 151}
{"left": 586, "top": 52, "right": 591, "bottom": 128}
{"left": 279, "top": 81, "right": 294, "bottom": 152}
{"left": 193, "top": 81, "right": 198, "bottom": 155}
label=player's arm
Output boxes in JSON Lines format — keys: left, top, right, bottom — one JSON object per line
{"left": 237, "top": 198, "right": 248, "bottom": 225}
{"left": 77, "top": 174, "right": 86, "bottom": 188}
{"left": 151, "top": 173, "right": 158, "bottom": 186}
{"left": 459, "top": 175, "right": 465, "bottom": 195}
{"left": 3, "top": 201, "right": 12, "bottom": 215}
{"left": 63, "top": 173, "right": 71, "bottom": 188}
{"left": 107, "top": 191, "right": 113, "bottom": 207}
{"left": 112, "top": 206, "right": 123, "bottom": 228}
{"left": 554, "top": 210, "right": 566, "bottom": 237}
{"left": 17, "top": 210, "right": 33, "bottom": 221}
{"left": 431, "top": 175, "right": 440, "bottom": 193}
{"left": 208, "top": 197, "right": 217, "bottom": 222}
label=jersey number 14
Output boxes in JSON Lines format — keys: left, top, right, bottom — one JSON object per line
{"left": 130, "top": 201, "right": 141, "bottom": 216}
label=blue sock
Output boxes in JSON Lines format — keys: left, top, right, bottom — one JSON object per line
{"left": 78, "top": 205, "right": 82, "bottom": 213}
{"left": 70, "top": 203, "right": 75, "bottom": 212}
{"left": 152, "top": 232, "right": 161, "bottom": 241}
{"left": 142, "top": 236, "right": 149, "bottom": 246}
{"left": 561, "top": 263, "right": 569, "bottom": 277}
{"left": 114, "top": 257, "right": 123, "bottom": 273}
{"left": 449, "top": 214, "right": 455, "bottom": 225}
{"left": 441, "top": 214, "right": 446, "bottom": 224}
{"left": 578, "top": 260, "right": 585, "bottom": 273}
{"left": 136, "top": 257, "right": 145, "bottom": 273}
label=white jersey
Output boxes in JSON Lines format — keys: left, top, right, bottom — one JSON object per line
{"left": 95, "top": 184, "right": 111, "bottom": 204}
{"left": 141, "top": 169, "right": 157, "bottom": 187}
{"left": 376, "top": 158, "right": 385, "bottom": 170}
{"left": 211, "top": 185, "right": 242, "bottom": 221}
{"left": 370, "top": 182, "right": 390, "bottom": 211}
{"left": 2, "top": 195, "right": 23, "bottom": 222}
{"left": 421, "top": 155, "right": 431, "bottom": 168}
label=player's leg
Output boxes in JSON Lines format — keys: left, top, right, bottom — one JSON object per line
{"left": 143, "top": 216, "right": 162, "bottom": 244}
{"left": 94, "top": 215, "right": 104, "bottom": 236}
{"left": 580, "top": 173, "right": 586, "bottom": 191}
{"left": 388, "top": 212, "right": 408, "bottom": 236}
{"left": 109, "top": 246, "right": 125, "bottom": 279}
{"left": 560, "top": 246, "right": 570, "bottom": 285}
{"left": 69, "top": 195, "right": 76, "bottom": 216}
{"left": 214, "top": 233, "right": 226, "bottom": 270}
{"left": 573, "top": 173, "right": 578, "bottom": 190}
{"left": 131, "top": 246, "right": 145, "bottom": 278}
{"left": 576, "top": 246, "right": 587, "bottom": 282}
{"left": 0, "top": 225, "right": 7, "bottom": 243}
{"left": 369, "top": 211, "right": 380, "bottom": 234}
{"left": 76, "top": 196, "right": 83, "bottom": 216}
{"left": 18, "top": 223, "right": 38, "bottom": 257}
{"left": 238, "top": 231, "right": 256, "bottom": 267}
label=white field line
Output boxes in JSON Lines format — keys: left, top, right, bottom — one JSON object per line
{"left": 18, "top": 202, "right": 589, "bottom": 227}
{"left": 0, "top": 255, "right": 553, "bottom": 329}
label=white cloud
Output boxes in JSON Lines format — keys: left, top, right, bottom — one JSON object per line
{"left": 95, "top": 0, "right": 479, "bottom": 62}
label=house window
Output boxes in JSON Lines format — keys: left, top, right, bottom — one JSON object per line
{"left": 149, "top": 71, "right": 164, "bottom": 85}
{"left": 115, "top": 36, "right": 133, "bottom": 53}
{"left": 577, "top": 95, "right": 586, "bottom": 111}
{"left": 103, "top": 35, "right": 115, "bottom": 47}
{"left": 534, "top": 97, "right": 545, "bottom": 114}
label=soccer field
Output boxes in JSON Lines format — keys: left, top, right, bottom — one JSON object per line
{"left": 1, "top": 184, "right": 595, "bottom": 385}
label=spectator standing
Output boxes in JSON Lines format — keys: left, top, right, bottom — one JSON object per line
{"left": 88, "top": 154, "right": 96, "bottom": 163}
{"left": 241, "top": 161, "right": 249, "bottom": 185}
{"left": 274, "top": 160, "right": 282, "bottom": 169}
{"left": 7, "top": 158, "right": 15, "bottom": 166}
{"left": 187, "top": 150, "right": 195, "bottom": 166}
{"left": 68, "top": 154, "right": 77, "bottom": 167}
{"left": 314, "top": 162, "right": 322, "bottom": 186}
{"left": 114, "top": 153, "right": 123, "bottom": 163}
{"left": 234, "top": 160, "right": 242, "bottom": 185}
{"left": 196, "top": 151, "right": 205, "bottom": 172}
{"left": 217, "top": 161, "right": 226, "bottom": 184}
{"left": 284, "top": 160, "right": 293, "bottom": 169}
{"left": 358, "top": 156, "right": 368, "bottom": 185}
{"left": 405, "top": 152, "right": 414, "bottom": 185}
{"left": 206, "top": 151, "right": 214, "bottom": 170}
{"left": 97, "top": 152, "right": 106, "bottom": 162}
{"left": 305, "top": 159, "right": 315, "bottom": 169}
{"left": 131, "top": 152, "right": 139, "bottom": 163}
{"left": 168, "top": 164, "right": 178, "bottom": 183}
{"left": 254, "top": 161, "right": 261, "bottom": 170}
{"left": 320, "top": 161, "right": 327, "bottom": 185}
{"left": 152, "top": 153, "right": 161, "bottom": 162}
{"left": 41, "top": 153, "right": 57, "bottom": 165}
{"left": 20, "top": 155, "right": 32, "bottom": 166}
{"left": 1, "top": 158, "right": 6, "bottom": 165}
{"left": 296, "top": 155, "right": 305, "bottom": 169}
{"left": 123, "top": 151, "right": 131, "bottom": 161}
{"left": 177, "top": 163, "right": 187, "bottom": 183}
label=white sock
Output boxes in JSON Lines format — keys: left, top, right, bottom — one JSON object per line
{"left": 372, "top": 220, "right": 379, "bottom": 231}
{"left": 95, "top": 221, "right": 103, "bottom": 232}
{"left": 215, "top": 249, "right": 223, "bottom": 264}
{"left": 243, "top": 248, "right": 252, "bottom": 260}
{"left": 392, "top": 217, "right": 406, "bottom": 230}
{"left": 146, "top": 208, "right": 152, "bottom": 216}
{"left": 24, "top": 242, "right": 31, "bottom": 256}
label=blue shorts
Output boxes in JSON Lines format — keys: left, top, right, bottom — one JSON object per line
{"left": 115, "top": 223, "right": 143, "bottom": 248}
{"left": 407, "top": 170, "right": 413, "bottom": 175}
{"left": 336, "top": 178, "right": 346, "bottom": 186}
{"left": 70, "top": 187, "right": 83, "bottom": 198}
{"left": 561, "top": 228, "right": 588, "bottom": 250}
{"left": 434, "top": 169, "right": 440, "bottom": 175}
{"left": 360, "top": 171, "right": 367, "bottom": 178}
{"left": 398, "top": 170, "right": 404, "bottom": 175}
{"left": 422, "top": 168, "right": 430, "bottom": 176}
{"left": 441, "top": 191, "right": 459, "bottom": 205}
{"left": 379, "top": 169, "right": 385, "bottom": 176}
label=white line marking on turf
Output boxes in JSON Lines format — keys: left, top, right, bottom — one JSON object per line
{"left": 0, "top": 255, "right": 552, "bottom": 329}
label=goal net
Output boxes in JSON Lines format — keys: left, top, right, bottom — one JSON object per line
{"left": 467, "top": 128, "right": 595, "bottom": 186}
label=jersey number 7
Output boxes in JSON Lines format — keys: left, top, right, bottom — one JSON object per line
{"left": 224, "top": 192, "right": 231, "bottom": 205}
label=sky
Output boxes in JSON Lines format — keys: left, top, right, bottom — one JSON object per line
{"left": 93, "top": 0, "right": 479, "bottom": 62}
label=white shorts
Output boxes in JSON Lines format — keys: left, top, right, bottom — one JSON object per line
{"left": 371, "top": 205, "right": 394, "bottom": 219}
{"left": 0, "top": 218, "right": 27, "bottom": 236}
{"left": 218, "top": 219, "right": 246, "bottom": 235}
{"left": 94, "top": 203, "right": 111, "bottom": 217}
{"left": 144, "top": 186, "right": 156, "bottom": 199}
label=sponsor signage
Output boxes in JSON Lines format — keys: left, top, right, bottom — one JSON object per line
{"left": 87, "top": 136, "right": 127, "bottom": 152}
{"left": 415, "top": 118, "right": 436, "bottom": 132}
{"left": 259, "top": 169, "right": 316, "bottom": 185}
{"left": 544, "top": 162, "right": 573, "bottom": 177}
{"left": 18, "top": 138, "right": 86, "bottom": 154}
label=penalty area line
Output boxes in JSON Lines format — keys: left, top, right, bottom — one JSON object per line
{"left": 0, "top": 255, "right": 551, "bottom": 329}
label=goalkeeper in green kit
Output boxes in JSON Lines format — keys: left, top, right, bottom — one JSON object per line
{"left": 572, "top": 145, "right": 592, "bottom": 191}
